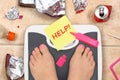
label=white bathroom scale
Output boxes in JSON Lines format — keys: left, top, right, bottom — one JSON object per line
{"left": 24, "top": 25, "right": 102, "bottom": 80}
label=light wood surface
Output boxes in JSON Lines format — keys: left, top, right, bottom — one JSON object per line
{"left": 0, "top": 0, "right": 120, "bottom": 80}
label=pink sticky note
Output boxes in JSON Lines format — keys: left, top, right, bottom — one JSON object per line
{"left": 56, "top": 55, "right": 67, "bottom": 67}
{"left": 110, "top": 57, "right": 120, "bottom": 80}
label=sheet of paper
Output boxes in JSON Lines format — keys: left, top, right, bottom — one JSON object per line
{"left": 45, "top": 16, "right": 76, "bottom": 51}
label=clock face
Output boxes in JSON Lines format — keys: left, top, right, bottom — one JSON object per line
{"left": 95, "top": 5, "right": 109, "bottom": 19}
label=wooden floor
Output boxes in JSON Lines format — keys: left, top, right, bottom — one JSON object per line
{"left": 0, "top": 0, "right": 120, "bottom": 80}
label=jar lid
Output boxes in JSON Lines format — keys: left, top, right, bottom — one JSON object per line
{"left": 7, "top": 32, "right": 16, "bottom": 41}
{"left": 95, "top": 5, "right": 109, "bottom": 19}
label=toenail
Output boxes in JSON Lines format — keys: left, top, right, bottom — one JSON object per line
{"left": 35, "top": 47, "right": 39, "bottom": 51}
{"left": 86, "top": 47, "right": 90, "bottom": 51}
{"left": 40, "top": 44, "right": 46, "bottom": 49}
{"left": 89, "top": 51, "right": 92, "bottom": 55}
{"left": 79, "top": 44, "right": 84, "bottom": 48}
{"left": 32, "top": 51, "right": 36, "bottom": 55}
{"left": 87, "top": 47, "right": 90, "bottom": 50}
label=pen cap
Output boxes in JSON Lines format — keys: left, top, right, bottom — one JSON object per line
{"left": 62, "top": 55, "right": 67, "bottom": 60}
{"left": 61, "top": 55, "right": 67, "bottom": 62}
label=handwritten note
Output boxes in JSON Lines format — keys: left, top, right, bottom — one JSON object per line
{"left": 45, "top": 16, "right": 76, "bottom": 51}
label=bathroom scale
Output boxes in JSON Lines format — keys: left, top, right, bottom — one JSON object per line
{"left": 24, "top": 25, "right": 102, "bottom": 80}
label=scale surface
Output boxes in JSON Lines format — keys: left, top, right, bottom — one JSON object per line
{"left": 24, "top": 25, "right": 102, "bottom": 80}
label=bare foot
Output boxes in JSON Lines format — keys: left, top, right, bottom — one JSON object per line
{"left": 29, "top": 44, "right": 58, "bottom": 80}
{"left": 68, "top": 44, "right": 95, "bottom": 80}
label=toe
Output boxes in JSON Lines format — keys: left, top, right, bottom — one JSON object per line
{"left": 29, "top": 61, "right": 34, "bottom": 74}
{"left": 87, "top": 51, "right": 93, "bottom": 60}
{"left": 32, "top": 51, "right": 37, "bottom": 59}
{"left": 34, "top": 47, "right": 42, "bottom": 58}
{"left": 90, "top": 56, "right": 94, "bottom": 65}
{"left": 92, "top": 61, "right": 95, "bottom": 68}
{"left": 73, "top": 44, "right": 85, "bottom": 57}
{"left": 32, "top": 50, "right": 38, "bottom": 60}
{"left": 39, "top": 44, "right": 51, "bottom": 56}
{"left": 30, "top": 60, "right": 34, "bottom": 67}
{"left": 83, "top": 47, "right": 90, "bottom": 57}
{"left": 30, "top": 55, "right": 36, "bottom": 65}
{"left": 91, "top": 56, "right": 95, "bottom": 67}
{"left": 34, "top": 47, "right": 42, "bottom": 55}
